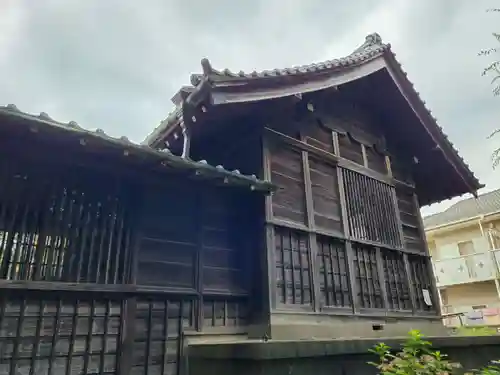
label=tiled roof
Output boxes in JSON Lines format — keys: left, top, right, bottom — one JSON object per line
{"left": 190, "top": 33, "right": 389, "bottom": 84}
{"left": 0, "top": 104, "right": 275, "bottom": 193}
{"left": 423, "top": 188, "right": 500, "bottom": 229}
{"left": 144, "top": 32, "right": 481, "bottom": 201}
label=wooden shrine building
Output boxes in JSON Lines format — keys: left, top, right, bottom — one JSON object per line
{"left": 0, "top": 33, "right": 483, "bottom": 375}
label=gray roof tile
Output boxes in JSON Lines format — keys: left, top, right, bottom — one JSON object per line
{"left": 0, "top": 104, "right": 274, "bottom": 193}
{"left": 423, "top": 188, "right": 500, "bottom": 229}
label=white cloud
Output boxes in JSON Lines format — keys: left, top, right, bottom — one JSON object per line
{"left": 0, "top": 0, "right": 498, "bottom": 215}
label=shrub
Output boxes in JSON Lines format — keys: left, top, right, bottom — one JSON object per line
{"left": 368, "top": 330, "right": 500, "bottom": 375}
{"left": 368, "top": 330, "right": 462, "bottom": 375}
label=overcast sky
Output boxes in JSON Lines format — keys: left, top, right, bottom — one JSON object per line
{"left": 0, "top": 0, "right": 498, "bottom": 216}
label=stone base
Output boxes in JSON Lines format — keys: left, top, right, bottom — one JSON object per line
{"left": 186, "top": 335, "right": 500, "bottom": 375}
{"left": 269, "top": 312, "right": 448, "bottom": 340}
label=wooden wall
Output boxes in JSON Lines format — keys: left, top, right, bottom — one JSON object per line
{"left": 263, "top": 96, "right": 436, "bottom": 317}
{"left": 135, "top": 178, "right": 257, "bottom": 331}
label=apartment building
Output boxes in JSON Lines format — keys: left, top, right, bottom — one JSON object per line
{"left": 424, "top": 189, "right": 500, "bottom": 327}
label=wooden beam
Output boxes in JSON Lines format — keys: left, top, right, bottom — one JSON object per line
{"left": 301, "top": 150, "right": 320, "bottom": 312}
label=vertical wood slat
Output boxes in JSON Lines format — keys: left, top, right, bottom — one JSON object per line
{"left": 302, "top": 150, "right": 320, "bottom": 312}
{"left": 0, "top": 161, "right": 133, "bottom": 285}
{"left": 375, "top": 247, "right": 389, "bottom": 310}
{"left": 341, "top": 168, "right": 401, "bottom": 248}
{"left": 119, "top": 297, "right": 137, "bottom": 375}
{"left": 336, "top": 160, "right": 359, "bottom": 314}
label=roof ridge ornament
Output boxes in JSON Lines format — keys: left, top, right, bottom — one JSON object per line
{"left": 201, "top": 58, "right": 213, "bottom": 76}
{"left": 351, "top": 33, "right": 385, "bottom": 55}
{"left": 365, "top": 32, "right": 383, "bottom": 46}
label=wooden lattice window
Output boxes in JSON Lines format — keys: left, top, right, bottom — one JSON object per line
{"left": 203, "top": 297, "right": 247, "bottom": 327}
{"left": 0, "top": 166, "right": 133, "bottom": 284}
{"left": 409, "top": 255, "right": 435, "bottom": 312}
{"left": 317, "top": 236, "right": 351, "bottom": 308}
{"left": 269, "top": 147, "right": 306, "bottom": 224}
{"left": 309, "top": 157, "right": 342, "bottom": 234}
{"left": 132, "top": 298, "right": 194, "bottom": 375}
{"left": 274, "top": 227, "right": 312, "bottom": 305}
{"left": 352, "top": 243, "right": 384, "bottom": 309}
{"left": 0, "top": 293, "right": 124, "bottom": 375}
{"left": 382, "top": 250, "right": 412, "bottom": 311}
{"left": 342, "top": 168, "right": 402, "bottom": 248}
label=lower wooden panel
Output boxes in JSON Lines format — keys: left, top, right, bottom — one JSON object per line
{"left": 0, "top": 289, "right": 194, "bottom": 375}
{"left": 0, "top": 290, "right": 124, "bottom": 375}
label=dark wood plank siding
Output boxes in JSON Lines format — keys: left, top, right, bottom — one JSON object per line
{"left": 395, "top": 186, "right": 426, "bottom": 253}
{"left": 201, "top": 189, "right": 247, "bottom": 295}
{"left": 338, "top": 134, "right": 364, "bottom": 165}
{"left": 309, "top": 157, "right": 342, "bottom": 234}
{"left": 269, "top": 147, "right": 306, "bottom": 224}
{"left": 303, "top": 120, "right": 334, "bottom": 153}
{"left": 137, "top": 183, "right": 197, "bottom": 289}
{"left": 365, "top": 146, "right": 386, "bottom": 174}
{"left": 135, "top": 180, "right": 254, "bottom": 333}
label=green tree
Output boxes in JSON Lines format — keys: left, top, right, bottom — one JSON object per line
{"left": 480, "top": 9, "right": 500, "bottom": 168}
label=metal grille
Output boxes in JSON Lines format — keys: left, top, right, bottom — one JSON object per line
{"left": 409, "top": 255, "right": 435, "bottom": 312}
{"left": 203, "top": 297, "right": 247, "bottom": 327}
{"left": 382, "top": 250, "right": 411, "bottom": 311}
{"left": 131, "top": 298, "right": 193, "bottom": 375}
{"left": 341, "top": 168, "right": 402, "bottom": 248}
{"left": 317, "top": 237, "right": 351, "bottom": 308}
{"left": 352, "top": 243, "right": 384, "bottom": 309}
{"left": 0, "top": 163, "right": 133, "bottom": 284}
{"left": 274, "top": 227, "right": 312, "bottom": 305}
{"left": 0, "top": 292, "right": 123, "bottom": 375}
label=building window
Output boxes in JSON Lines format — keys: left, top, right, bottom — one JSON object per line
{"left": 352, "top": 243, "right": 384, "bottom": 309}
{"left": 382, "top": 250, "right": 412, "bottom": 311}
{"left": 457, "top": 241, "right": 475, "bottom": 256}
{"left": 317, "top": 236, "right": 351, "bottom": 308}
{"left": 274, "top": 227, "right": 312, "bottom": 305}
{"left": 341, "top": 168, "right": 402, "bottom": 248}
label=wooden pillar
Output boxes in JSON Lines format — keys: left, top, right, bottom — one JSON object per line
{"left": 301, "top": 150, "right": 320, "bottom": 312}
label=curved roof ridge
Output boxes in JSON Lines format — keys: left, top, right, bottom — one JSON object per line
{"left": 190, "top": 32, "right": 390, "bottom": 86}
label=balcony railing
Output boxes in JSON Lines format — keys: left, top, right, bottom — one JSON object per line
{"left": 433, "top": 249, "right": 500, "bottom": 287}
